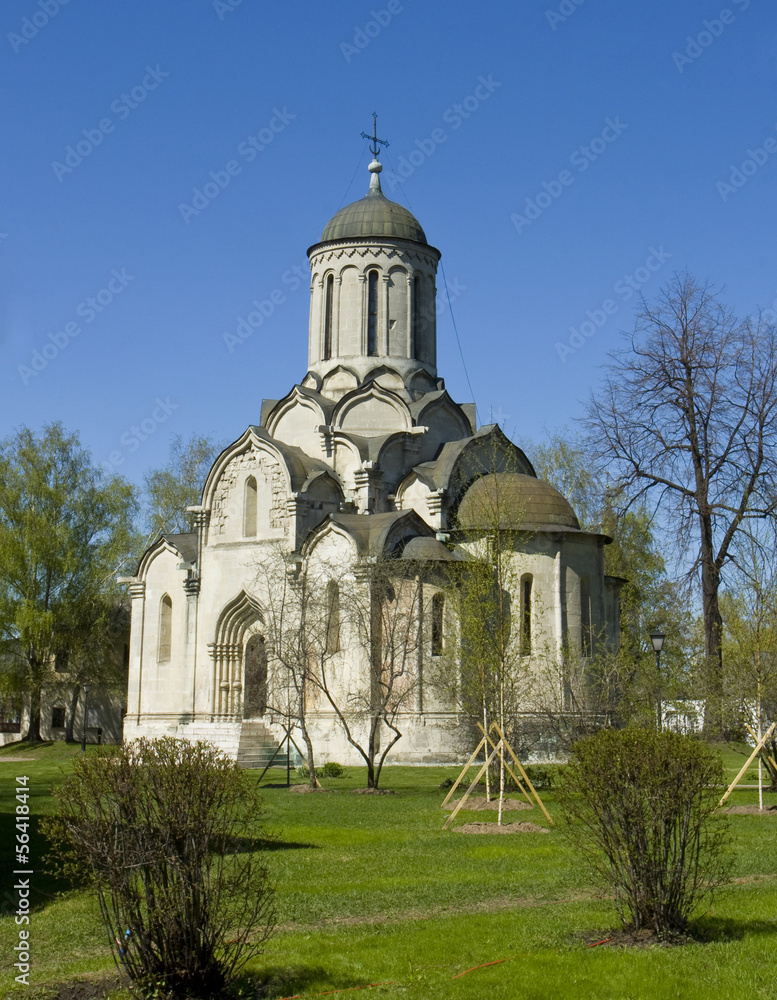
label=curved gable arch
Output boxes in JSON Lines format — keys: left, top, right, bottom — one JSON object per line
{"left": 264, "top": 387, "right": 328, "bottom": 443}
{"left": 202, "top": 429, "right": 294, "bottom": 539}
{"left": 332, "top": 383, "right": 412, "bottom": 436}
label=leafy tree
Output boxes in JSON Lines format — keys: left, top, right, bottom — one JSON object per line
{"left": 586, "top": 275, "right": 777, "bottom": 734}
{"left": 440, "top": 468, "right": 538, "bottom": 817}
{"left": 721, "top": 535, "right": 777, "bottom": 790}
{"left": 0, "top": 424, "right": 137, "bottom": 740}
{"left": 559, "top": 728, "right": 730, "bottom": 938}
{"left": 144, "top": 434, "right": 221, "bottom": 537}
{"left": 530, "top": 431, "right": 692, "bottom": 730}
{"left": 44, "top": 737, "right": 275, "bottom": 998}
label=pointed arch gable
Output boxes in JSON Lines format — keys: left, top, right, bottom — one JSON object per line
{"left": 214, "top": 590, "right": 265, "bottom": 646}
{"left": 137, "top": 535, "right": 191, "bottom": 581}
{"left": 320, "top": 364, "right": 359, "bottom": 400}
{"left": 332, "top": 383, "right": 412, "bottom": 436}
{"left": 264, "top": 386, "right": 332, "bottom": 440}
{"left": 412, "top": 392, "right": 472, "bottom": 441}
{"left": 301, "top": 517, "right": 359, "bottom": 560}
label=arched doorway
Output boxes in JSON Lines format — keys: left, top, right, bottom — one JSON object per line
{"left": 242, "top": 634, "right": 267, "bottom": 718}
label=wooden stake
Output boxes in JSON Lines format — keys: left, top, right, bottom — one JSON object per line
{"left": 476, "top": 722, "right": 532, "bottom": 805}
{"left": 490, "top": 722, "right": 554, "bottom": 826}
{"left": 443, "top": 740, "right": 503, "bottom": 831}
{"left": 441, "top": 736, "right": 487, "bottom": 808}
{"left": 719, "top": 721, "right": 777, "bottom": 807}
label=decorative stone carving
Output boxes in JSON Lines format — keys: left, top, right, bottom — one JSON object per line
{"left": 210, "top": 447, "right": 286, "bottom": 535}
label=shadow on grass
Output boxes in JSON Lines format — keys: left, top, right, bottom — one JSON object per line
{"left": 692, "top": 915, "right": 777, "bottom": 943}
{"left": 0, "top": 812, "right": 78, "bottom": 915}
{"left": 229, "top": 965, "right": 366, "bottom": 999}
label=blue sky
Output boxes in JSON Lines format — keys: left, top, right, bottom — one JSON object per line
{"left": 1, "top": 0, "right": 775, "bottom": 485}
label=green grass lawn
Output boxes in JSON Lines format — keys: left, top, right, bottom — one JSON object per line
{"left": 1, "top": 741, "right": 777, "bottom": 999}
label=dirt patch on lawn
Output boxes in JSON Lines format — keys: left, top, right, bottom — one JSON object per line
{"left": 454, "top": 821, "right": 549, "bottom": 834}
{"left": 288, "top": 784, "right": 337, "bottom": 793}
{"left": 724, "top": 803, "right": 777, "bottom": 814}
{"left": 579, "top": 927, "right": 690, "bottom": 949}
{"left": 351, "top": 787, "right": 396, "bottom": 795}
{"left": 23, "top": 974, "right": 126, "bottom": 1000}
{"left": 0, "top": 757, "right": 36, "bottom": 762}
{"left": 442, "top": 796, "right": 532, "bottom": 812}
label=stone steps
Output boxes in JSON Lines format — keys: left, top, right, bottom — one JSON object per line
{"left": 237, "top": 720, "right": 304, "bottom": 770}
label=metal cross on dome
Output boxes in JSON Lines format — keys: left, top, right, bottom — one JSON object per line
{"left": 361, "top": 113, "right": 389, "bottom": 158}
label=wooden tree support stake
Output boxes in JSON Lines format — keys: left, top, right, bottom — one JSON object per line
{"left": 441, "top": 721, "right": 554, "bottom": 828}
{"left": 719, "top": 720, "right": 777, "bottom": 807}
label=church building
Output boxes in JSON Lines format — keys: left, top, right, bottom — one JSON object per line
{"left": 123, "top": 139, "right": 621, "bottom": 764}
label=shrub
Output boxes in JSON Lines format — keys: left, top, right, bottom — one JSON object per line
{"left": 320, "top": 761, "right": 346, "bottom": 778}
{"left": 44, "top": 737, "right": 275, "bottom": 998}
{"left": 558, "top": 728, "right": 730, "bottom": 938}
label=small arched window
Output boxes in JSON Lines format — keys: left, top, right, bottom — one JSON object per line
{"left": 158, "top": 594, "right": 173, "bottom": 663}
{"left": 520, "top": 575, "right": 532, "bottom": 656}
{"left": 412, "top": 273, "right": 422, "bottom": 345}
{"left": 367, "top": 270, "right": 379, "bottom": 355}
{"left": 431, "top": 593, "right": 444, "bottom": 656}
{"left": 244, "top": 476, "right": 257, "bottom": 537}
{"left": 581, "top": 575, "right": 592, "bottom": 656}
{"left": 323, "top": 274, "right": 334, "bottom": 360}
{"left": 325, "top": 580, "right": 340, "bottom": 654}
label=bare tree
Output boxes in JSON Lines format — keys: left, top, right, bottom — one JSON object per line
{"left": 253, "top": 545, "right": 340, "bottom": 788}
{"left": 316, "top": 557, "right": 422, "bottom": 789}
{"left": 586, "top": 274, "right": 777, "bottom": 733}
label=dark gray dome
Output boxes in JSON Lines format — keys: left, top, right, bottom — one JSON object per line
{"left": 321, "top": 188, "right": 427, "bottom": 243}
{"left": 457, "top": 474, "right": 580, "bottom": 531}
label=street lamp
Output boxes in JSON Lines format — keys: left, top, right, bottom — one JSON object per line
{"left": 650, "top": 632, "right": 666, "bottom": 731}
{"left": 81, "top": 683, "right": 91, "bottom": 752}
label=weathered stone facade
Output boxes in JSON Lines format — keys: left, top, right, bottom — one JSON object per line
{"left": 123, "top": 156, "right": 621, "bottom": 764}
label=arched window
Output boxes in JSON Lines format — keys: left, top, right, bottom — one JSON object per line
{"left": 412, "top": 273, "right": 422, "bottom": 346}
{"left": 244, "top": 476, "right": 257, "bottom": 537}
{"left": 580, "top": 575, "right": 592, "bottom": 656}
{"left": 323, "top": 273, "right": 334, "bottom": 360}
{"left": 325, "top": 580, "right": 340, "bottom": 654}
{"left": 520, "top": 575, "right": 532, "bottom": 656}
{"left": 431, "top": 592, "right": 444, "bottom": 656}
{"left": 158, "top": 594, "right": 172, "bottom": 663}
{"left": 367, "top": 270, "right": 379, "bottom": 355}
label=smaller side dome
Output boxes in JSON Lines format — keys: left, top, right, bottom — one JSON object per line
{"left": 456, "top": 473, "right": 580, "bottom": 531}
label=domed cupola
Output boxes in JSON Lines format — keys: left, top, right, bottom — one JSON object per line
{"left": 320, "top": 161, "right": 428, "bottom": 244}
{"left": 306, "top": 135, "right": 441, "bottom": 397}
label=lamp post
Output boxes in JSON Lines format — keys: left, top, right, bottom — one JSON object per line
{"left": 81, "top": 683, "right": 91, "bottom": 752}
{"left": 649, "top": 632, "right": 666, "bottom": 731}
